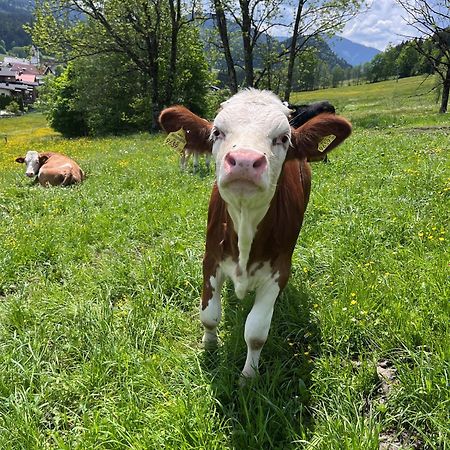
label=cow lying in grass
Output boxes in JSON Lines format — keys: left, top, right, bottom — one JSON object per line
{"left": 159, "top": 89, "right": 351, "bottom": 380}
{"left": 15, "top": 151, "right": 85, "bottom": 187}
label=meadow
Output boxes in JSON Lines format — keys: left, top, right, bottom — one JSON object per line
{"left": 0, "top": 75, "right": 448, "bottom": 449}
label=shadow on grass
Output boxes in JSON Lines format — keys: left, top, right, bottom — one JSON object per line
{"left": 200, "top": 283, "right": 321, "bottom": 449}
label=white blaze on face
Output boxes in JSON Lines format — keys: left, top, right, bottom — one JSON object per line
{"left": 210, "top": 89, "right": 292, "bottom": 273}
{"left": 23, "top": 151, "right": 41, "bottom": 177}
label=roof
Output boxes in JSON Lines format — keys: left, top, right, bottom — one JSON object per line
{"left": 16, "top": 73, "right": 36, "bottom": 83}
{"left": 0, "top": 69, "right": 15, "bottom": 77}
{"left": 6, "top": 63, "right": 42, "bottom": 76}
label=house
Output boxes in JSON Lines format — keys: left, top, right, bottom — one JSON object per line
{"left": 0, "top": 60, "right": 43, "bottom": 108}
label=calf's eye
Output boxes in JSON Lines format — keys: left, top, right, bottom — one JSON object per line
{"left": 212, "top": 128, "right": 224, "bottom": 140}
{"left": 272, "top": 135, "right": 289, "bottom": 146}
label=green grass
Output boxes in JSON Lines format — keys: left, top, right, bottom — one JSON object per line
{"left": 0, "top": 77, "right": 449, "bottom": 449}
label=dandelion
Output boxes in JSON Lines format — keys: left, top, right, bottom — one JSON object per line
{"left": 351, "top": 292, "right": 357, "bottom": 297}
{"left": 439, "top": 237, "right": 445, "bottom": 241}
{"left": 350, "top": 299, "right": 357, "bottom": 305}
{"left": 418, "top": 231, "right": 424, "bottom": 237}
{"left": 313, "top": 303, "right": 319, "bottom": 309}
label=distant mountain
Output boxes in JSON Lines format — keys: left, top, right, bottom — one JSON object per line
{"left": 326, "top": 36, "right": 380, "bottom": 66}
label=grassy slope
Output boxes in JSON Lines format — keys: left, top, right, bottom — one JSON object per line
{"left": 0, "top": 77, "right": 448, "bottom": 449}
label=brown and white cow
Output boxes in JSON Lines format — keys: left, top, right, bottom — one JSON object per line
{"left": 159, "top": 105, "right": 213, "bottom": 172}
{"left": 159, "top": 89, "right": 351, "bottom": 380}
{"left": 15, "top": 151, "right": 85, "bottom": 187}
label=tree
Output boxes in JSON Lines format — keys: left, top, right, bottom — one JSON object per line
{"left": 283, "top": 0, "right": 367, "bottom": 101}
{"left": 211, "top": 0, "right": 238, "bottom": 93}
{"left": 397, "top": 42, "right": 421, "bottom": 77}
{"left": 31, "top": 0, "right": 211, "bottom": 130}
{"left": 40, "top": 65, "right": 88, "bottom": 137}
{"left": 396, "top": 0, "right": 450, "bottom": 113}
{"left": 209, "top": 0, "right": 366, "bottom": 98}
{"left": 211, "top": 0, "right": 285, "bottom": 89}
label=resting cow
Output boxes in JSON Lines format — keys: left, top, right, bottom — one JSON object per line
{"left": 159, "top": 89, "right": 351, "bottom": 380}
{"left": 15, "top": 151, "right": 85, "bottom": 187}
{"left": 159, "top": 106, "right": 212, "bottom": 172}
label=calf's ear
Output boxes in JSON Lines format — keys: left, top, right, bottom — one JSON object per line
{"left": 289, "top": 113, "right": 352, "bottom": 162}
{"left": 159, "top": 106, "right": 213, "bottom": 152}
{"left": 15, "top": 157, "right": 25, "bottom": 163}
{"left": 39, "top": 155, "right": 49, "bottom": 165}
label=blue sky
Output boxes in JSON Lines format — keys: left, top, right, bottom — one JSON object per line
{"left": 341, "top": 0, "right": 416, "bottom": 51}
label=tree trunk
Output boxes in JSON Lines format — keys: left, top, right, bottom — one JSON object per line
{"left": 240, "top": 0, "right": 254, "bottom": 87}
{"left": 284, "top": 0, "right": 305, "bottom": 102}
{"left": 439, "top": 66, "right": 450, "bottom": 113}
{"left": 165, "top": 0, "right": 180, "bottom": 106}
{"left": 213, "top": 0, "right": 238, "bottom": 94}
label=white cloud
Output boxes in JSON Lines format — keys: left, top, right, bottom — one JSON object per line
{"left": 341, "top": 0, "right": 420, "bottom": 51}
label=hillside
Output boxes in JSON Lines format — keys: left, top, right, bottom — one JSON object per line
{"left": 0, "top": 0, "right": 32, "bottom": 50}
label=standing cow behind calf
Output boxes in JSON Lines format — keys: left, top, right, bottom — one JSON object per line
{"left": 159, "top": 89, "right": 352, "bottom": 380}
{"left": 15, "top": 151, "right": 85, "bottom": 187}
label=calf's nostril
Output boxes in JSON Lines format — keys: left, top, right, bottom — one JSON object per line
{"left": 226, "top": 154, "right": 236, "bottom": 167}
{"left": 252, "top": 156, "right": 266, "bottom": 169}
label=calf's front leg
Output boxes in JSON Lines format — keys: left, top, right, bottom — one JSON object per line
{"left": 241, "top": 279, "right": 280, "bottom": 379}
{"left": 199, "top": 265, "right": 224, "bottom": 348}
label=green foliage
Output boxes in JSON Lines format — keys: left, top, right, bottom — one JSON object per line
{"left": 365, "top": 40, "right": 435, "bottom": 83}
{"left": 0, "top": 77, "right": 448, "bottom": 448}
{"left": 8, "top": 45, "right": 30, "bottom": 59}
{"left": 31, "top": 0, "right": 213, "bottom": 129}
{"left": 0, "top": 95, "right": 13, "bottom": 109}
{"left": 41, "top": 65, "right": 88, "bottom": 137}
{"left": 5, "top": 100, "right": 20, "bottom": 114}
{"left": 169, "top": 26, "right": 214, "bottom": 117}
{"left": 71, "top": 54, "right": 152, "bottom": 136}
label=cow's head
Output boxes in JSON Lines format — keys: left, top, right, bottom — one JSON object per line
{"left": 160, "top": 89, "right": 351, "bottom": 206}
{"left": 15, "top": 151, "right": 48, "bottom": 177}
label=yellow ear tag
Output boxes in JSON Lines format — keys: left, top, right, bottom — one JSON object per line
{"left": 164, "top": 128, "right": 187, "bottom": 152}
{"left": 318, "top": 135, "right": 336, "bottom": 152}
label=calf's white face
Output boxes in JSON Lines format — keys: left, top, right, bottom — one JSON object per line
{"left": 19, "top": 150, "right": 41, "bottom": 177}
{"left": 211, "top": 90, "right": 292, "bottom": 208}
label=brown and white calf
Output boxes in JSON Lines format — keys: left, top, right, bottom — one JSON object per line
{"left": 159, "top": 105, "right": 213, "bottom": 172}
{"left": 159, "top": 89, "right": 352, "bottom": 379}
{"left": 15, "top": 151, "right": 85, "bottom": 187}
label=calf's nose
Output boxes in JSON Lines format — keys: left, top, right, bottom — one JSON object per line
{"left": 223, "top": 150, "right": 267, "bottom": 180}
{"left": 26, "top": 172, "right": 35, "bottom": 177}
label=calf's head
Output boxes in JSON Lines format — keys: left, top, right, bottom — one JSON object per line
{"left": 160, "top": 89, "right": 351, "bottom": 205}
{"left": 15, "top": 151, "right": 48, "bottom": 177}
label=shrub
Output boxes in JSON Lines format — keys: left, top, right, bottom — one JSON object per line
{"left": 5, "top": 100, "right": 20, "bottom": 114}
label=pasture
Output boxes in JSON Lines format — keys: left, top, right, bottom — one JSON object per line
{"left": 0, "top": 76, "right": 448, "bottom": 449}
